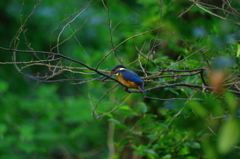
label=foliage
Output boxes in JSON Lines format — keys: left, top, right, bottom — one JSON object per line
{"left": 1, "top": 0, "right": 240, "bottom": 158}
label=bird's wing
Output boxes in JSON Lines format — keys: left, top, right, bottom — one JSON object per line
{"left": 120, "top": 69, "right": 143, "bottom": 85}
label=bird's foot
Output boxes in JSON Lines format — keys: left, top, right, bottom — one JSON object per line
{"left": 124, "top": 87, "right": 130, "bottom": 93}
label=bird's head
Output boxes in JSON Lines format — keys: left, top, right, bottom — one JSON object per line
{"left": 111, "top": 65, "right": 126, "bottom": 74}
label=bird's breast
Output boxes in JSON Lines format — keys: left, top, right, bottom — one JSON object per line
{"left": 117, "top": 74, "right": 139, "bottom": 89}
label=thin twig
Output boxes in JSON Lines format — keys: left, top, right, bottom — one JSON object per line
{"left": 95, "top": 26, "right": 163, "bottom": 69}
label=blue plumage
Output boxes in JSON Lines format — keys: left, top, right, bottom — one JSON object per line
{"left": 112, "top": 65, "right": 146, "bottom": 95}
{"left": 111, "top": 65, "right": 126, "bottom": 72}
{"left": 114, "top": 69, "right": 143, "bottom": 85}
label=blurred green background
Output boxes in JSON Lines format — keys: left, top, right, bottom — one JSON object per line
{"left": 1, "top": 0, "right": 240, "bottom": 158}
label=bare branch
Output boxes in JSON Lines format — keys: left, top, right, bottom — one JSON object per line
{"left": 95, "top": 26, "right": 163, "bottom": 69}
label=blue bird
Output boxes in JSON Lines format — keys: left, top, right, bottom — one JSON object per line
{"left": 111, "top": 65, "right": 146, "bottom": 94}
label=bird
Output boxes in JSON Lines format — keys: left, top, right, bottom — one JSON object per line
{"left": 111, "top": 65, "right": 146, "bottom": 95}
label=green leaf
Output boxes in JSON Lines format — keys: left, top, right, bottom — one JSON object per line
{"left": 224, "top": 92, "right": 237, "bottom": 114}
{"left": 108, "top": 118, "right": 121, "bottom": 125}
{"left": 159, "top": 123, "right": 168, "bottom": 129}
{"left": 169, "top": 89, "right": 179, "bottom": 96}
{"left": 19, "top": 125, "right": 35, "bottom": 141}
{"left": 188, "top": 101, "right": 208, "bottom": 118}
{"left": 237, "top": 43, "right": 240, "bottom": 57}
{"left": 119, "top": 105, "right": 131, "bottom": 110}
{"left": 69, "top": 127, "right": 84, "bottom": 139}
{"left": 218, "top": 119, "right": 240, "bottom": 154}
{"left": 187, "top": 141, "right": 201, "bottom": 149}
{"left": 18, "top": 143, "right": 37, "bottom": 154}
{"left": 0, "top": 123, "right": 7, "bottom": 134}
{"left": 138, "top": 102, "right": 147, "bottom": 113}
{"left": 118, "top": 138, "right": 130, "bottom": 147}
{"left": 134, "top": 118, "right": 148, "bottom": 127}
{"left": 0, "top": 80, "right": 8, "bottom": 93}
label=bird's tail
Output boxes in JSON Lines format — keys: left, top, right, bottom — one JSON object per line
{"left": 139, "top": 85, "right": 146, "bottom": 95}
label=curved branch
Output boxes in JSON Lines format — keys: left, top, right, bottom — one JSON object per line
{"left": 0, "top": 47, "right": 126, "bottom": 87}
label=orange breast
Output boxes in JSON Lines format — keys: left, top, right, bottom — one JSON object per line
{"left": 117, "top": 74, "right": 139, "bottom": 89}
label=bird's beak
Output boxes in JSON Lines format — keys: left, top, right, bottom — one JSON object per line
{"left": 111, "top": 71, "right": 119, "bottom": 76}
